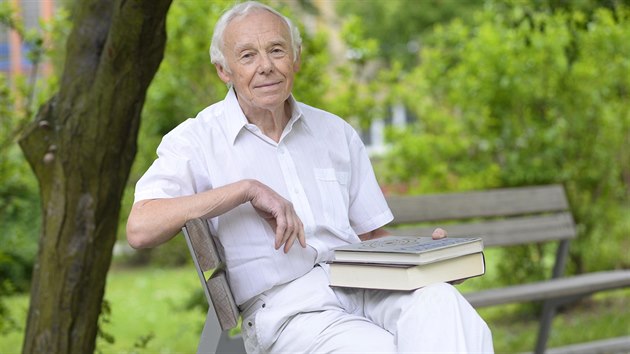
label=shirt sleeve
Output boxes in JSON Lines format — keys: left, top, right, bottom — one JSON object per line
{"left": 346, "top": 129, "right": 394, "bottom": 235}
{"left": 133, "top": 123, "right": 211, "bottom": 203}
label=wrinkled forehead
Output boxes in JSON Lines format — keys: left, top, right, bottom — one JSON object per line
{"left": 224, "top": 9, "right": 292, "bottom": 48}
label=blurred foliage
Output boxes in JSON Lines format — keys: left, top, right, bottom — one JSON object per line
{"left": 335, "top": 0, "right": 483, "bottom": 69}
{"left": 0, "top": 1, "right": 69, "bottom": 334}
{"left": 381, "top": 2, "right": 630, "bottom": 284}
{"left": 0, "top": 74, "right": 40, "bottom": 287}
{"left": 339, "top": 14, "right": 380, "bottom": 65}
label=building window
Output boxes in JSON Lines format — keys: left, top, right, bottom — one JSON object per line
{"left": 0, "top": 22, "right": 9, "bottom": 72}
{"left": 0, "top": 0, "right": 55, "bottom": 77}
{"left": 361, "top": 102, "right": 416, "bottom": 157}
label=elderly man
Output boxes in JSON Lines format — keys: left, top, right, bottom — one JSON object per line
{"left": 127, "top": 1, "right": 493, "bottom": 353}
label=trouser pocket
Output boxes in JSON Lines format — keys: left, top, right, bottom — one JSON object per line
{"left": 241, "top": 310, "right": 262, "bottom": 354}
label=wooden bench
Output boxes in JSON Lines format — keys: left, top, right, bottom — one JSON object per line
{"left": 182, "top": 184, "right": 630, "bottom": 354}
{"left": 385, "top": 184, "right": 630, "bottom": 354}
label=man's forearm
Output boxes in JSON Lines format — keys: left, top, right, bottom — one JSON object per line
{"left": 358, "top": 227, "right": 390, "bottom": 241}
{"left": 126, "top": 180, "right": 252, "bottom": 248}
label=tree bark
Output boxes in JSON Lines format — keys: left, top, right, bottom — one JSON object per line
{"left": 18, "top": 0, "right": 172, "bottom": 353}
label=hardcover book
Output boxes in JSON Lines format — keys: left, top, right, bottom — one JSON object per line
{"left": 329, "top": 252, "right": 486, "bottom": 291}
{"left": 333, "top": 236, "right": 484, "bottom": 265}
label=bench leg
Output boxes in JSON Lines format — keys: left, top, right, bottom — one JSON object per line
{"left": 196, "top": 308, "right": 246, "bottom": 354}
{"left": 535, "top": 239, "right": 571, "bottom": 353}
{"left": 535, "top": 300, "right": 559, "bottom": 354}
{"left": 217, "top": 331, "right": 246, "bottom": 354}
{"left": 197, "top": 308, "right": 222, "bottom": 354}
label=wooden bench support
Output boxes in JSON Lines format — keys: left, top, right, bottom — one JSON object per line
{"left": 533, "top": 336, "right": 630, "bottom": 354}
{"left": 197, "top": 327, "right": 245, "bottom": 354}
{"left": 463, "top": 270, "right": 630, "bottom": 353}
{"left": 464, "top": 270, "right": 630, "bottom": 308}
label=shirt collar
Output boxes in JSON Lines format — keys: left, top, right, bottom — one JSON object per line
{"left": 283, "top": 94, "right": 308, "bottom": 137}
{"left": 224, "top": 88, "right": 249, "bottom": 144}
{"left": 223, "top": 87, "right": 307, "bottom": 144}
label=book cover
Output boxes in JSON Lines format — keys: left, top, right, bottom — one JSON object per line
{"left": 329, "top": 252, "right": 486, "bottom": 291}
{"left": 333, "top": 236, "right": 483, "bottom": 265}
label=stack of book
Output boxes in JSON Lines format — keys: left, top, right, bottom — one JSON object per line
{"left": 328, "top": 236, "right": 486, "bottom": 291}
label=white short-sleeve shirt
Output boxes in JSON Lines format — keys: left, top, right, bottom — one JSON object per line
{"left": 134, "top": 88, "right": 393, "bottom": 304}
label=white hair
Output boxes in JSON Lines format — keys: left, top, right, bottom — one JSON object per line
{"left": 209, "top": 1, "right": 302, "bottom": 71}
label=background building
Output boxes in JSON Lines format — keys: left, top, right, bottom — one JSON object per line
{"left": 0, "top": 0, "right": 55, "bottom": 80}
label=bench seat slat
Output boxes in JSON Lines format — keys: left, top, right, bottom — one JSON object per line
{"left": 387, "top": 184, "right": 569, "bottom": 224}
{"left": 387, "top": 212, "right": 576, "bottom": 247}
{"left": 463, "top": 270, "right": 630, "bottom": 308}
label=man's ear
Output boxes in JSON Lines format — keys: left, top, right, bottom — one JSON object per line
{"left": 215, "top": 63, "right": 231, "bottom": 84}
{"left": 293, "top": 46, "right": 302, "bottom": 72}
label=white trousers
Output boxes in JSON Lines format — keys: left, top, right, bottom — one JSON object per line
{"left": 240, "top": 264, "right": 494, "bottom": 354}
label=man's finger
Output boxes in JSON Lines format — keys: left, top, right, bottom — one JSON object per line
{"left": 432, "top": 227, "right": 448, "bottom": 239}
{"left": 297, "top": 221, "right": 306, "bottom": 248}
{"left": 283, "top": 233, "right": 296, "bottom": 253}
{"left": 274, "top": 216, "right": 287, "bottom": 250}
{"left": 281, "top": 214, "right": 295, "bottom": 253}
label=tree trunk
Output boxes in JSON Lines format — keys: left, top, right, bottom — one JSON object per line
{"left": 18, "top": 0, "right": 171, "bottom": 353}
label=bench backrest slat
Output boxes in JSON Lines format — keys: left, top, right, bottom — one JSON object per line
{"left": 386, "top": 184, "right": 576, "bottom": 246}
{"left": 387, "top": 212, "right": 576, "bottom": 247}
{"left": 387, "top": 185, "right": 569, "bottom": 224}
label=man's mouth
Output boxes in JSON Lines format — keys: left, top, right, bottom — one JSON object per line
{"left": 255, "top": 81, "right": 281, "bottom": 89}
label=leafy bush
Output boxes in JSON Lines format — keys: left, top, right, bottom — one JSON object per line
{"left": 383, "top": 4, "right": 629, "bottom": 285}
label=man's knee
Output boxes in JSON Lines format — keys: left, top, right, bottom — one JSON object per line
{"left": 407, "top": 282, "right": 467, "bottom": 312}
{"left": 417, "top": 282, "right": 460, "bottom": 299}
{"left": 318, "top": 321, "right": 396, "bottom": 353}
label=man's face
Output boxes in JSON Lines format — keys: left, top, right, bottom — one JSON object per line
{"left": 216, "top": 10, "right": 300, "bottom": 115}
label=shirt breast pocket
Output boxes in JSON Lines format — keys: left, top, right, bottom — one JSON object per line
{"left": 314, "top": 168, "right": 350, "bottom": 227}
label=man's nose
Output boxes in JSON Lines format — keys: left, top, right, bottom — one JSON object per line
{"left": 257, "top": 54, "right": 274, "bottom": 74}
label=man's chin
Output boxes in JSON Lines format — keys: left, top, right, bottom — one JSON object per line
{"left": 255, "top": 93, "right": 290, "bottom": 107}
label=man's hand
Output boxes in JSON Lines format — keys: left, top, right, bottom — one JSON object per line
{"left": 358, "top": 227, "right": 390, "bottom": 241}
{"left": 432, "top": 227, "right": 447, "bottom": 239}
{"left": 247, "top": 180, "right": 306, "bottom": 253}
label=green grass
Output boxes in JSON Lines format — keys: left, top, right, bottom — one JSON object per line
{"left": 1, "top": 261, "right": 628, "bottom": 353}
{"left": 0, "top": 266, "right": 206, "bottom": 354}
{"left": 95, "top": 266, "right": 206, "bottom": 353}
